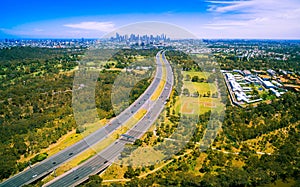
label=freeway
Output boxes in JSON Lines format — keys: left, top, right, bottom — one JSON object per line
{"left": 0, "top": 51, "right": 165, "bottom": 187}
{"left": 44, "top": 51, "right": 174, "bottom": 187}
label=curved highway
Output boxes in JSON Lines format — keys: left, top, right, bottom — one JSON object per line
{"left": 44, "top": 51, "right": 174, "bottom": 187}
{"left": 0, "top": 51, "right": 167, "bottom": 187}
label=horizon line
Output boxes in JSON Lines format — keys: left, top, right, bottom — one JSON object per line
{"left": 1, "top": 37, "right": 300, "bottom": 41}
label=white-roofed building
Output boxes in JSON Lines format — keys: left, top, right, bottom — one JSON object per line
{"left": 271, "top": 80, "right": 282, "bottom": 87}
{"left": 243, "top": 70, "right": 252, "bottom": 76}
{"left": 270, "top": 88, "right": 281, "bottom": 97}
{"left": 262, "top": 81, "right": 276, "bottom": 89}
{"left": 235, "top": 92, "right": 249, "bottom": 102}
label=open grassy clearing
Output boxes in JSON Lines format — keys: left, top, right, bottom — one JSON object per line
{"left": 182, "top": 71, "right": 210, "bottom": 80}
{"left": 183, "top": 81, "right": 217, "bottom": 95}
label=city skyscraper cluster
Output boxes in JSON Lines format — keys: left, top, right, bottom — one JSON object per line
{"left": 110, "top": 33, "right": 170, "bottom": 44}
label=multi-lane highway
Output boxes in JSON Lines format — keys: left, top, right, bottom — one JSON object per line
{"left": 44, "top": 51, "right": 174, "bottom": 187}
{"left": 0, "top": 51, "right": 169, "bottom": 187}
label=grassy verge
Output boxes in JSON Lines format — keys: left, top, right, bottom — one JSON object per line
{"left": 150, "top": 54, "right": 166, "bottom": 101}
{"left": 18, "top": 118, "right": 108, "bottom": 164}
{"left": 150, "top": 80, "right": 165, "bottom": 101}
{"left": 42, "top": 109, "right": 148, "bottom": 184}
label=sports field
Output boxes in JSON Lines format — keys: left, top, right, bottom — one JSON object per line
{"left": 175, "top": 97, "right": 222, "bottom": 115}
{"left": 174, "top": 71, "right": 223, "bottom": 115}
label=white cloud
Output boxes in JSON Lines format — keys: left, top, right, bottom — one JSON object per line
{"left": 207, "top": 0, "right": 256, "bottom": 13}
{"left": 206, "top": 17, "right": 269, "bottom": 27}
{"left": 206, "top": 0, "right": 300, "bottom": 18}
{"left": 203, "top": 0, "right": 300, "bottom": 38}
{"left": 278, "top": 8, "right": 300, "bottom": 19}
{"left": 64, "top": 21, "right": 115, "bottom": 32}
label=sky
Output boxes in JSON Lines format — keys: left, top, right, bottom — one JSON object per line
{"left": 0, "top": 0, "right": 300, "bottom": 39}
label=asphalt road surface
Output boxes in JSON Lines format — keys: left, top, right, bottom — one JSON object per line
{"left": 44, "top": 51, "right": 174, "bottom": 187}
{"left": 0, "top": 51, "right": 166, "bottom": 187}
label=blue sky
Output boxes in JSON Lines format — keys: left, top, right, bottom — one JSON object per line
{"left": 1, "top": 0, "right": 300, "bottom": 39}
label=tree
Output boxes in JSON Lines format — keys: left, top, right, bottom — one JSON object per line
{"left": 133, "top": 139, "right": 142, "bottom": 146}
{"left": 199, "top": 77, "right": 205, "bottom": 82}
{"left": 191, "top": 76, "right": 199, "bottom": 82}
{"left": 124, "top": 166, "right": 139, "bottom": 178}
{"left": 183, "top": 88, "right": 190, "bottom": 96}
{"left": 207, "top": 74, "right": 216, "bottom": 83}
{"left": 84, "top": 175, "right": 103, "bottom": 187}
{"left": 207, "top": 91, "right": 211, "bottom": 97}
{"left": 193, "top": 91, "right": 200, "bottom": 97}
{"left": 13, "top": 141, "right": 27, "bottom": 155}
{"left": 185, "top": 74, "right": 191, "bottom": 81}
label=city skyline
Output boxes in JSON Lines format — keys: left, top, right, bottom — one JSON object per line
{"left": 1, "top": 0, "right": 300, "bottom": 39}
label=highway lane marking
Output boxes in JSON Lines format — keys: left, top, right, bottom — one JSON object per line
{"left": 43, "top": 51, "right": 174, "bottom": 187}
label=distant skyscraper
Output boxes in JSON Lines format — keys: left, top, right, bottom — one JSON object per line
{"left": 110, "top": 33, "right": 169, "bottom": 44}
